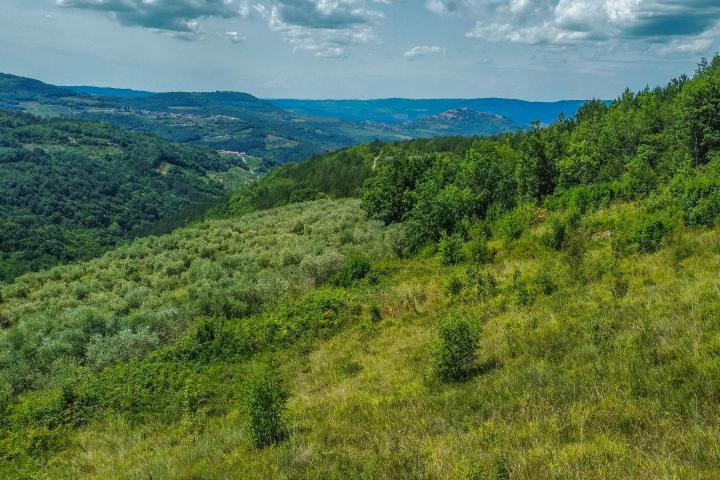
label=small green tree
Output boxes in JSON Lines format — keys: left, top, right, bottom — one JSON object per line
{"left": 438, "top": 232, "right": 466, "bottom": 266}
{"left": 512, "top": 270, "right": 532, "bottom": 306}
{"left": 245, "top": 364, "right": 289, "bottom": 448}
{"left": 468, "top": 234, "right": 494, "bottom": 264}
{"left": 434, "top": 315, "right": 479, "bottom": 382}
{"left": 331, "top": 255, "right": 371, "bottom": 287}
{"left": 542, "top": 217, "right": 566, "bottom": 251}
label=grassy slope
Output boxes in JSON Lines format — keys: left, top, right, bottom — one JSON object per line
{"left": 2, "top": 199, "right": 718, "bottom": 479}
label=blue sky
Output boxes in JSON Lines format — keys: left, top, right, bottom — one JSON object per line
{"left": 1, "top": 0, "right": 719, "bottom": 100}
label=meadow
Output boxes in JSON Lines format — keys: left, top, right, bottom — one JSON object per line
{"left": 2, "top": 197, "right": 719, "bottom": 479}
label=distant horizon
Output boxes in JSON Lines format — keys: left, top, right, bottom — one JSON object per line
{"left": 3, "top": 1, "right": 717, "bottom": 101}
{"left": 66, "top": 83, "right": 602, "bottom": 103}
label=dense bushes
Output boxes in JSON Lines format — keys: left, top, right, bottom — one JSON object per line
{"left": 0, "top": 200, "right": 393, "bottom": 431}
{"left": 331, "top": 255, "right": 371, "bottom": 287}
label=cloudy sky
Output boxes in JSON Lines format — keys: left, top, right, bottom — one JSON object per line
{"left": 1, "top": 0, "right": 719, "bottom": 99}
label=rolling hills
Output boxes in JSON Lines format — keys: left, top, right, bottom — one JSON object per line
{"left": 270, "top": 97, "right": 593, "bottom": 126}
{"left": 0, "top": 73, "right": 519, "bottom": 167}
{"left": 1, "top": 57, "right": 720, "bottom": 479}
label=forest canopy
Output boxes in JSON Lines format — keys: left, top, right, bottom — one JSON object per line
{"left": 0, "top": 110, "right": 244, "bottom": 281}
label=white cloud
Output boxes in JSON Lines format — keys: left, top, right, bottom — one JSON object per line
{"left": 260, "top": 1, "right": 384, "bottom": 57}
{"left": 56, "top": 0, "right": 244, "bottom": 39}
{"left": 425, "top": 0, "right": 475, "bottom": 15}
{"left": 462, "top": 0, "right": 720, "bottom": 50}
{"left": 226, "top": 31, "right": 246, "bottom": 44}
{"left": 404, "top": 45, "right": 446, "bottom": 59}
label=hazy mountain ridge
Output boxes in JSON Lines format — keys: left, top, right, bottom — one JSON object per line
{"left": 66, "top": 85, "right": 156, "bottom": 98}
{"left": 270, "top": 97, "right": 597, "bottom": 126}
{"left": 1, "top": 73, "right": 525, "bottom": 166}
{"left": 395, "top": 107, "right": 520, "bottom": 136}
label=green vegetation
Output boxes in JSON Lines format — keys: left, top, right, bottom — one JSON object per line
{"left": 434, "top": 314, "right": 479, "bottom": 382}
{"left": 0, "top": 199, "right": 395, "bottom": 474}
{"left": 244, "top": 364, "right": 289, "bottom": 448}
{"left": 1, "top": 73, "right": 517, "bottom": 168}
{"left": 1, "top": 58, "right": 720, "bottom": 478}
{"left": 0, "top": 110, "right": 247, "bottom": 281}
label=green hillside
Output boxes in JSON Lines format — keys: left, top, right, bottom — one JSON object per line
{"left": 1, "top": 58, "right": 720, "bottom": 479}
{"left": 0, "top": 109, "right": 250, "bottom": 281}
{"left": 1, "top": 73, "right": 515, "bottom": 167}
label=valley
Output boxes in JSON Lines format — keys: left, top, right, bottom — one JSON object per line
{"left": 0, "top": 73, "right": 524, "bottom": 168}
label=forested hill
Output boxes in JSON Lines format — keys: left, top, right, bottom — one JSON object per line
{"left": 0, "top": 109, "right": 247, "bottom": 281}
{"left": 0, "top": 73, "right": 516, "bottom": 166}
{"left": 225, "top": 56, "right": 720, "bottom": 249}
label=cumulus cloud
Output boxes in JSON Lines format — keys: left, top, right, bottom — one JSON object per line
{"left": 404, "top": 45, "right": 446, "bottom": 59}
{"left": 55, "top": 0, "right": 391, "bottom": 56}
{"left": 56, "top": 0, "right": 246, "bottom": 39}
{"left": 271, "top": 0, "right": 379, "bottom": 29}
{"left": 458, "top": 1, "right": 720, "bottom": 50}
{"left": 425, "top": 0, "right": 475, "bottom": 15}
{"left": 258, "top": 1, "right": 385, "bottom": 57}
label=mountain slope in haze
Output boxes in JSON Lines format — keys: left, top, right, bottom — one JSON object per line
{"left": 394, "top": 108, "right": 520, "bottom": 137}
{"left": 0, "top": 72, "right": 407, "bottom": 166}
{"left": 270, "top": 97, "right": 595, "bottom": 126}
{"left": 2, "top": 73, "right": 517, "bottom": 167}
{"left": 0, "top": 109, "right": 249, "bottom": 281}
{"left": 65, "top": 85, "right": 156, "bottom": 98}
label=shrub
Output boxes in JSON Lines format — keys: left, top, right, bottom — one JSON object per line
{"left": 542, "top": 216, "right": 567, "bottom": 251}
{"left": 496, "top": 454, "right": 511, "bottom": 480}
{"left": 280, "top": 249, "right": 302, "bottom": 266}
{"left": 192, "top": 280, "right": 266, "bottom": 318}
{"left": 467, "top": 234, "right": 494, "bottom": 264}
{"left": 612, "top": 273, "right": 629, "bottom": 299}
{"left": 438, "top": 233, "right": 466, "bottom": 266}
{"left": 512, "top": 270, "right": 532, "bottom": 306}
{"left": 245, "top": 365, "right": 289, "bottom": 448}
{"left": 290, "top": 220, "right": 304, "bottom": 234}
{"left": 465, "top": 266, "right": 498, "bottom": 299}
{"left": 434, "top": 314, "right": 479, "bottom": 382}
{"left": 444, "top": 275, "right": 464, "bottom": 297}
{"left": 630, "top": 216, "right": 671, "bottom": 253}
{"left": 497, "top": 203, "right": 535, "bottom": 241}
{"left": 332, "top": 255, "right": 371, "bottom": 288}
{"left": 84, "top": 328, "right": 160, "bottom": 370}
{"left": 534, "top": 267, "right": 558, "bottom": 295}
{"left": 385, "top": 224, "right": 412, "bottom": 258}
{"left": 300, "top": 251, "right": 344, "bottom": 286}
{"left": 613, "top": 212, "right": 673, "bottom": 255}
{"left": 368, "top": 304, "right": 382, "bottom": 323}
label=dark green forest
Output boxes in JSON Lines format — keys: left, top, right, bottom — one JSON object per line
{"left": 0, "top": 110, "right": 243, "bottom": 281}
